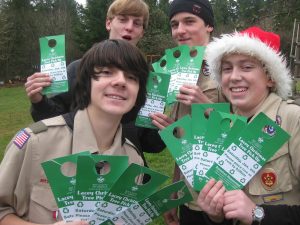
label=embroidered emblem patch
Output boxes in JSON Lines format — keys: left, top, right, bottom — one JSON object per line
{"left": 275, "top": 115, "right": 282, "bottom": 126}
{"left": 261, "top": 168, "right": 277, "bottom": 191}
{"left": 13, "top": 129, "right": 30, "bottom": 149}
{"left": 263, "top": 125, "right": 276, "bottom": 136}
{"left": 192, "top": 4, "right": 201, "bottom": 15}
{"left": 262, "top": 193, "right": 284, "bottom": 203}
{"left": 52, "top": 210, "right": 59, "bottom": 221}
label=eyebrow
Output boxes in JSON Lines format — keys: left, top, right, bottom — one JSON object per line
{"left": 170, "top": 16, "right": 197, "bottom": 24}
{"left": 222, "top": 58, "right": 258, "bottom": 64}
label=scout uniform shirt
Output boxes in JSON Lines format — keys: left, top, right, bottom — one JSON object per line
{"left": 0, "top": 109, "right": 144, "bottom": 224}
{"left": 244, "top": 93, "right": 300, "bottom": 206}
{"left": 172, "top": 61, "right": 225, "bottom": 211}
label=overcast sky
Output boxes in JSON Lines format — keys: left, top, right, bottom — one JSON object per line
{"left": 75, "top": 0, "right": 86, "bottom": 6}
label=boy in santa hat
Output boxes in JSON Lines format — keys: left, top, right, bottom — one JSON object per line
{"left": 197, "top": 26, "right": 300, "bottom": 225}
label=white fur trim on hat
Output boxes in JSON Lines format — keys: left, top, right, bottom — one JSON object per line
{"left": 205, "top": 32, "right": 292, "bottom": 99}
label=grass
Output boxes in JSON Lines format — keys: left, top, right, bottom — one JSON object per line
{"left": 0, "top": 86, "right": 33, "bottom": 160}
{"left": 0, "top": 86, "right": 174, "bottom": 225}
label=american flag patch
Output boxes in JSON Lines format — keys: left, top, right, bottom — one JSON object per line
{"left": 13, "top": 129, "right": 30, "bottom": 149}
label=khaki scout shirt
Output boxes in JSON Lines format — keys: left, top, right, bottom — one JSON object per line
{"left": 244, "top": 93, "right": 300, "bottom": 205}
{"left": 172, "top": 65, "right": 225, "bottom": 211}
{"left": 0, "top": 109, "right": 144, "bottom": 224}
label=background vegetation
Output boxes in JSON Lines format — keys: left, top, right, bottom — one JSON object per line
{"left": 0, "top": 0, "right": 299, "bottom": 82}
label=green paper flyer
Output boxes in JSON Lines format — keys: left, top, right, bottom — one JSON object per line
{"left": 152, "top": 55, "right": 168, "bottom": 74}
{"left": 103, "top": 181, "right": 193, "bottom": 225}
{"left": 39, "top": 34, "right": 68, "bottom": 95}
{"left": 193, "top": 111, "right": 247, "bottom": 191}
{"left": 136, "top": 72, "right": 171, "bottom": 129}
{"left": 42, "top": 152, "right": 90, "bottom": 222}
{"left": 191, "top": 103, "right": 230, "bottom": 190}
{"left": 159, "top": 115, "right": 194, "bottom": 186}
{"left": 74, "top": 155, "right": 128, "bottom": 221}
{"left": 88, "top": 163, "right": 168, "bottom": 225}
{"left": 206, "top": 112, "right": 290, "bottom": 190}
{"left": 165, "top": 45, "right": 205, "bottom": 104}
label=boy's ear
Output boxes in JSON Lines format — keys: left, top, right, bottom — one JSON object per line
{"left": 207, "top": 25, "right": 213, "bottom": 33}
{"left": 106, "top": 18, "right": 111, "bottom": 31}
{"left": 267, "top": 78, "right": 275, "bottom": 88}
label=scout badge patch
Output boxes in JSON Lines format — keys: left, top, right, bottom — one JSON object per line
{"left": 13, "top": 129, "right": 30, "bottom": 149}
{"left": 260, "top": 168, "right": 278, "bottom": 191}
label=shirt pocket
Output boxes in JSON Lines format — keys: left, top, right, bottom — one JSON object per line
{"left": 248, "top": 147, "right": 292, "bottom": 196}
{"left": 28, "top": 185, "right": 58, "bottom": 223}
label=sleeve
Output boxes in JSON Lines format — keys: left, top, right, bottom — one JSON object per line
{"left": 260, "top": 204, "right": 300, "bottom": 225}
{"left": 199, "top": 72, "right": 226, "bottom": 103}
{"left": 202, "top": 214, "right": 233, "bottom": 225}
{"left": 0, "top": 130, "right": 33, "bottom": 220}
{"left": 139, "top": 127, "right": 165, "bottom": 153}
{"left": 288, "top": 109, "right": 300, "bottom": 181}
{"left": 122, "top": 122, "right": 165, "bottom": 153}
{"left": 30, "top": 59, "right": 80, "bottom": 122}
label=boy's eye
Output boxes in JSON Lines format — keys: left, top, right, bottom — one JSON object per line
{"left": 185, "top": 19, "right": 194, "bottom": 24}
{"left": 221, "top": 66, "right": 232, "bottom": 73}
{"left": 101, "top": 70, "right": 112, "bottom": 75}
{"left": 134, "top": 21, "right": 143, "bottom": 28}
{"left": 170, "top": 22, "right": 178, "bottom": 29}
{"left": 127, "top": 74, "right": 138, "bottom": 82}
{"left": 94, "top": 69, "right": 112, "bottom": 77}
{"left": 242, "top": 64, "right": 255, "bottom": 71}
{"left": 117, "top": 16, "right": 127, "bottom": 22}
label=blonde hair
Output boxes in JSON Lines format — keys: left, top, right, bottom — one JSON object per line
{"left": 107, "top": 0, "right": 149, "bottom": 29}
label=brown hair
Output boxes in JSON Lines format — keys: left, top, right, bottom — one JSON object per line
{"left": 107, "top": 0, "right": 149, "bottom": 29}
{"left": 72, "top": 39, "right": 149, "bottom": 120}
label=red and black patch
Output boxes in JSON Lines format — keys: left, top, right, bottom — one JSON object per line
{"left": 261, "top": 168, "right": 277, "bottom": 191}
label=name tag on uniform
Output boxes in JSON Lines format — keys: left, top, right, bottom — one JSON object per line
{"left": 262, "top": 192, "right": 284, "bottom": 203}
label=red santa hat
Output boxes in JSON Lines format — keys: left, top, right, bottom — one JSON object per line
{"left": 206, "top": 26, "right": 292, "bottom": 99}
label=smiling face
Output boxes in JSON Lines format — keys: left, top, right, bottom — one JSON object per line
{"left": 170, "top": 12, "right": 213, "bottom": 47}
{"left": 106, "top": 15, "right": 144, "bottom": 45}
{"left": 221, "top": 54, "right": 274, "bottom": 117}
{"left": 88, "top": 66, "right": 139, "bottom": 117}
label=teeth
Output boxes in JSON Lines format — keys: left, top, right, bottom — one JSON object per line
{"left": 231, "top": 87, "right": 247, "bottom": 92}
{"left": 107, "top": 95, "right": 124, "bottom": 100}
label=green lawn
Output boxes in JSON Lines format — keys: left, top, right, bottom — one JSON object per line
{"left": 0, "top": 86, "right": 174, "bottom": 225}
{"left": 0, "top": 86, "right": 33, "bottom": 160}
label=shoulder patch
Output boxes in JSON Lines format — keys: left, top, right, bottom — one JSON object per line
{"left": 286, "top": 98, "right": 300, "bottom": 106}
{"left": 13, "top": 129, "right": 30, "bottom": 149}
{"left": 291, "top": 98, "right": 300, "bottom": 106}
{"left": 28, "top": 121, "right": 48, "bottom": 134}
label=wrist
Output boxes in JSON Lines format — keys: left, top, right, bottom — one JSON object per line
{"left": 252, "top": 205, "right": 265, "bottom": 225}
{"left": 30, "top": 93, "right": 43, "bottom": 104}
{"left": 208, "top": 215, "right": 224, "bottom": 224}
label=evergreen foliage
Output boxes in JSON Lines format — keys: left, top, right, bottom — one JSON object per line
{"left": 0, "top": 0, "right": 299, "bottom": 81}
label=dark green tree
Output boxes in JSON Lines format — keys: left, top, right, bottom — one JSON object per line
{"left": 75, "top": 0, "right": 112, "bottom": 52}
{"left": 0, "top": 0, "right": 34, "bottom": 81}
{"left": 140, "top": 0, "right": 174, "bottom": 59}
{"left": 0, "top": 0, "right": 82, "bottom": 81}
